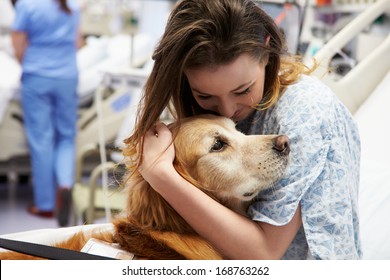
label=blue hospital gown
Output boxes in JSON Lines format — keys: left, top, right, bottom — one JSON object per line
{"left": 236, "top": 75, "right": 362, "bottom": 259}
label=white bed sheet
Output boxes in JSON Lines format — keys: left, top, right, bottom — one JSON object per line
{"left": 354, "top": 70, "right": 390, "bottom": 260}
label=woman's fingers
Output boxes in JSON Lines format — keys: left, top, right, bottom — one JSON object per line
{"left": 143, "top": 122, "right": 172, "bottom": 147}
{"left": 139, "top": 122, "right": 175, "bottom": 181}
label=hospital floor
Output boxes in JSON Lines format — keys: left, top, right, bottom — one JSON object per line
{"left": 0, "top": 167, "right": 111, "bottom": 236}
{"left": 0, "top": 175, "right": 60, "bottom": 235}
{"left": 0, "top": 153, "right": 112, "bottom": 235}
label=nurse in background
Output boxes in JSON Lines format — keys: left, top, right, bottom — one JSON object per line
{"left": 11, "top": 0, "right": 82, "bottom": 227}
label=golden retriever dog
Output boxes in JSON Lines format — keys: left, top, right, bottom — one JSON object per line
{"left": 0, "top": 114, "right": 290, "bottom": 260}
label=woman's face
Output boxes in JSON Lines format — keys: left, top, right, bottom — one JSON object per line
{"left": 185, "top": 53, "right": 267, "bottom": 122}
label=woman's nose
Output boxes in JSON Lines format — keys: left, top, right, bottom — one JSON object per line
{"left": 218, "top": 101, "right": 235, "bottom": 118}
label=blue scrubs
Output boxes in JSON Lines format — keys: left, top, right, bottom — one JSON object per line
{"left": 12, "top": 0, "right": 80, "bottom": 211}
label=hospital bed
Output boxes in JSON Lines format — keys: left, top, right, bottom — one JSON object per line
{"left": 0, "top": 33, "right": 154, "bottom": 186}
{"left": 0, "top": 0, "right": 390, "bottom": 260}
{"left": 0, "top": 34, "right": 154, "bottom": 219}
{"left": 71, "top": 66, "right": 151, "bottom": 225}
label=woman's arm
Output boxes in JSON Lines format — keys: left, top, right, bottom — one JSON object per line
{"left": 140, "top": 122, "right": 302, "bottom": 259}
{"left": 11, "top": 31, "right": 27, "bottom": 63}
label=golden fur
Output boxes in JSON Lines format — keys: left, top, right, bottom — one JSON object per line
{"left": 0, "top": 114, "right": 289, "bottom": 260}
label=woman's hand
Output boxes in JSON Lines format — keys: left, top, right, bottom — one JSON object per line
{"left": 139, "top": 122, "right": 176, "bottom": 186}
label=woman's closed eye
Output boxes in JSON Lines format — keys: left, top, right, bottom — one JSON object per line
{"left": 197, "top": 87, "right": 251, "bottom": 100}
{"left": 197, "top": 94, "right": 212, "bottom": 100}
{"left": 234, "top": 87, "right": 251, "bottom": 96}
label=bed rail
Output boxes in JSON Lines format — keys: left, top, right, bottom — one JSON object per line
{"left": 312, "top": 0, "right": 390, "bottom": 114}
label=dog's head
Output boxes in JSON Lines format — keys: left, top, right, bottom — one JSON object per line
{"left": 170, "top": 114, "right": 290, "bottom": 205}
{"left": 122, "top": 114, "right": 290, "bottom": 233}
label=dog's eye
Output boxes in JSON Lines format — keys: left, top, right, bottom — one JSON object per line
{"left": 211, "top": 139, "right": 225, "bottom": 152}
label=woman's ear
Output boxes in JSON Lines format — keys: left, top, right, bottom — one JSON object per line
{"left": 262, "top": 53, "right": 269, "bottom": 66}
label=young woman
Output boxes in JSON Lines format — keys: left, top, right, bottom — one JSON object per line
{"left": 125, "top": 0, "right": 361, "bottom": 259}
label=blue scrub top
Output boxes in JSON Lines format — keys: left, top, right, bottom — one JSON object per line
{"left": 12, "top": 0, "right": 80, "bottom": 79}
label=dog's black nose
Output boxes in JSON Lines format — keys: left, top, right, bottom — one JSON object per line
{"left": 273, "top": 135, "right": 290, "bottom": 156}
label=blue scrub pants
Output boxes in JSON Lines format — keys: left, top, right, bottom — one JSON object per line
{"left": 21, "top": 74, "right": 78, "bottom": 211}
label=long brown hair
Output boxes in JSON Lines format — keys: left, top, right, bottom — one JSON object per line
{"left": 124, "top": 0, "right": 312, "bottom": 169}
{"left": 57, "top": 0, "right": 71, "bottom": 14}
